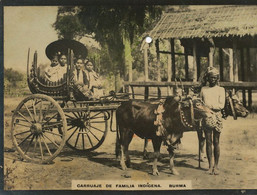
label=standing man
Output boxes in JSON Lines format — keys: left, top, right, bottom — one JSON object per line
{"left": 200, "top": 67, "right": 225, "bottom": 175}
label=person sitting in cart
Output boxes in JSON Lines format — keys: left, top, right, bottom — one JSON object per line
{"left": 83, "top": 58, "right": 103, "bottom": 99}
{"left": 72, "top": 58, "right": 103, "bottom": 100}
{"left": 45, "top": 53, "right": 67, "bottom": 82}
{"left": 72, "top": 57, "right": 93, "bottom": 100}
{"left": 59, "top": 54, "right": 68, "bottom": 70}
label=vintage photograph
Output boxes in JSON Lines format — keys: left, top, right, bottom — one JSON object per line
{"left": 3, "top": 5, "right": 257, "bottom": 190}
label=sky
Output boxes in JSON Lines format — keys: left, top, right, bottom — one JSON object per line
{"left": 4, "top": 6, "right": 59, "bottom": 73}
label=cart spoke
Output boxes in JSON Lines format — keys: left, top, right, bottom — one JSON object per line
{"left": 42, "top": 135, "right": 52, "bottom": 156}
{"left": 18, "top": 133, "right": 33, "bottom": 146}
{"left": 90, "top": 116, "right": 105, "bottom": 120}
{"left": 39, "top": 136, "right": 44, "bottom": 160}
{"left": 74, "top": 128, "right": 81, "bottom": 148}
{"left": 33, "top": 136, "right": 38, "bottom": 155}
{"left": 72, "top": 112, "right": 79, "bottom": 118}
{"left": 88, "top": 124, "right": 105, "bottom": 133}
{"left": 67, "top": 125, "right": 76, "bottom": 131}
{"left": 65, "top": 114, "right": 76, "bottom": 119}
{"left": 42, "top": 134, "right": 60, "bottom": 148}
{"left": 86, "top": 133, "right": 94, "bottom": 147}
{"left": 39, "top": 100, "right": 43, "bottom": 122}
{"left": 43, "top": 121, "right": 63, "bottom": 129}
{"left": 88, "top": 112, "right": 102, "bottom": 120}
{"left": 82, "top": 129, "right": 85, "bottom": 150}
{"left": 44, "top": 130, "right": 62, "bottom": 137}
{"left": 90, "top": 121, "right": 106, "bottom": 124}
{"left": 66, "top": 126, "right": 79, "bottom": 142}
{"left": 23, "top": 103, "right": 35, "bottom": 122}
{"left": 24, "top": 134, "right": 35, "bottom": 155}
{"left": 42, "top": 113, "right": 59, "bottom": 125}
{"left": 17, "top": 111, "right": 32, "bottom": 124}
{"left": 14, "top": 130, "right": 31, "bottom": 136}
{"left": 88, "top": 128, "right": 100, "bottom": 142}
{"left": 32, "top": 99, "right": 37, "bottom": 121}
{"left": 15, "top": 123, "right": 31, "bottom": 128}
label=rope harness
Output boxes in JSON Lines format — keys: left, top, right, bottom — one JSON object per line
{"left": 178, "top": 99, "right": 197, "bottom": 129}
{"left": 154, "top": 98, "right": 197, "bottom": 137}
{"left": 153, "top": 99, "right": 166, "bottom": 136}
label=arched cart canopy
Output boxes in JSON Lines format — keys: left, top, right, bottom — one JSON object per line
{"left": 45, "top": 39, "right": 88, "bottom": 59}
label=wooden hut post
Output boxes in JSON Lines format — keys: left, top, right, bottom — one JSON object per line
{"left": 219, "top": 47, "right": 224, "bottom": 81}
{"left": 185, "top": 47, "right": 189, "bottom": 80}
{"left": 143, "top": 46, "right": 149, "bottom": 82}
{"left": 246, "top": 48, "right": 252, "bottom": 109}
{"left": 193, "top": 40, "right": 198, "bottom": 82}
{"left": 209, "top": 47, "right": 214, "bottom": 67}
{"left": 229, "top": 49, "right": 234, "bottom": 82}
{"left": 143, "top": 44, "right": 149, "bottom": 100}
{"left": 155, "top": 39, "right": 161, "bottom": 98}
{"left": 170, "top": 39, "right": 176, "bottom": 81}
{"left": 240, "top": 48, "right": 246, "bottom": 107}
{"left": 167, "top": 52, "right": 172, "bottom": 81}
{"left": 233, "top": 40, "right": 239, "bottom": 82}
{"left": 156, "top": 39, "right": 161, "bottom": 82}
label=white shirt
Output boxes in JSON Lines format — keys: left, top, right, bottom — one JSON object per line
{"left": 45, "top": 65, "right": 67, "bottom": 82}
{"left": 200, "top": 85, "right": 225, "bottom": 110}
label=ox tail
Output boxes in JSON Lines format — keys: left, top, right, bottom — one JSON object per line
{"left": 115, "top": 115, "right": 121, "bottom": 159}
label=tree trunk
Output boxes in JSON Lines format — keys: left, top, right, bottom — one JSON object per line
{"left": 114, "top": 70, "right": 122, "bottom": 92}
{"left": 123, "top": 37, "right": 133, "bottom": 82}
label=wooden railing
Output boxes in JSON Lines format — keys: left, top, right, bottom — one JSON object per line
{"left": 123, "top": 81, "right": 257, "bottom": 109}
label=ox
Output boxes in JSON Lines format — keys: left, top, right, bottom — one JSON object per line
{"left": 115, "top": 96, "right": 212, "bottom": 175}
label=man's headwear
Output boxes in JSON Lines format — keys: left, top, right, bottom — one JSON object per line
{"left": 200, "top": 66, "right": 220, "bottom": 86}
{"left": 206, "top": 67, "right": 219, "bottom": 77}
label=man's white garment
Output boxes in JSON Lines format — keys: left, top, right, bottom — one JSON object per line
{"left": 200, "top": 85, "right": 225, "bottom": 110}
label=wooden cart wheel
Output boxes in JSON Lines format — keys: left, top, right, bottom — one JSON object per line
{"left": 65, "top": 110, "right": 108, "bottom": 152}
{"left": 11, "top": 94, "right": 67, "bottom": 164}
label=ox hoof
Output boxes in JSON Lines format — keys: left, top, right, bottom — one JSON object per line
{"left": 152, "top": 169, "right": 160, "bottom": 176}
{"left": 171, "top": 169, "right": 179, "bottom": 176}
{"left": 213, "top": 168, "right": 219, "bottom": 175}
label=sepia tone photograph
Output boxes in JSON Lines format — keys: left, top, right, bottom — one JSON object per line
{"left": 2, "top": 4, "right": 257, "bottom": 191}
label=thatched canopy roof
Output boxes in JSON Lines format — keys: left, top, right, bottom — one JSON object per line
{"left": 149, "top": 6, "right": 257, "bottom": 40}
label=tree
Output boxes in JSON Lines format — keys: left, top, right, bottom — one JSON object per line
{"left": 4, "top": 68, "right": 24, "bottom": 87}
{"left": 53, "top": 6, "right": 162, "bottom": 91}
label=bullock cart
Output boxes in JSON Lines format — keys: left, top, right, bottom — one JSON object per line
{"left": 11, "top": 40, "right": 129, "bottom": 164}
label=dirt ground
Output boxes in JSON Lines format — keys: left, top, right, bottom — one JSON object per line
{"left": 3, "top": 96, "right": 257, "bottom": 190}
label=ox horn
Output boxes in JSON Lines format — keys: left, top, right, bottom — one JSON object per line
{"left": 232, "top": 88, "right": 236, "bottom": 95}
{"left": 179, "top": 78, "right": 185, "bottom": 96}
{"left": 175, "top": 78, "right": 178, "bottom": 89}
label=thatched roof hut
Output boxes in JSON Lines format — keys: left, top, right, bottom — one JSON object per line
{"left": 149, "top": 6, "right": 257, "bottom": 40}
{"left": 126, "top": 6, "right": 257, "bottom": 108}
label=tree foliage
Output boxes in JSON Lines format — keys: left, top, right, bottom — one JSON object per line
{"left": 4, "top": 68, "right": 24, "bottom": 87}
